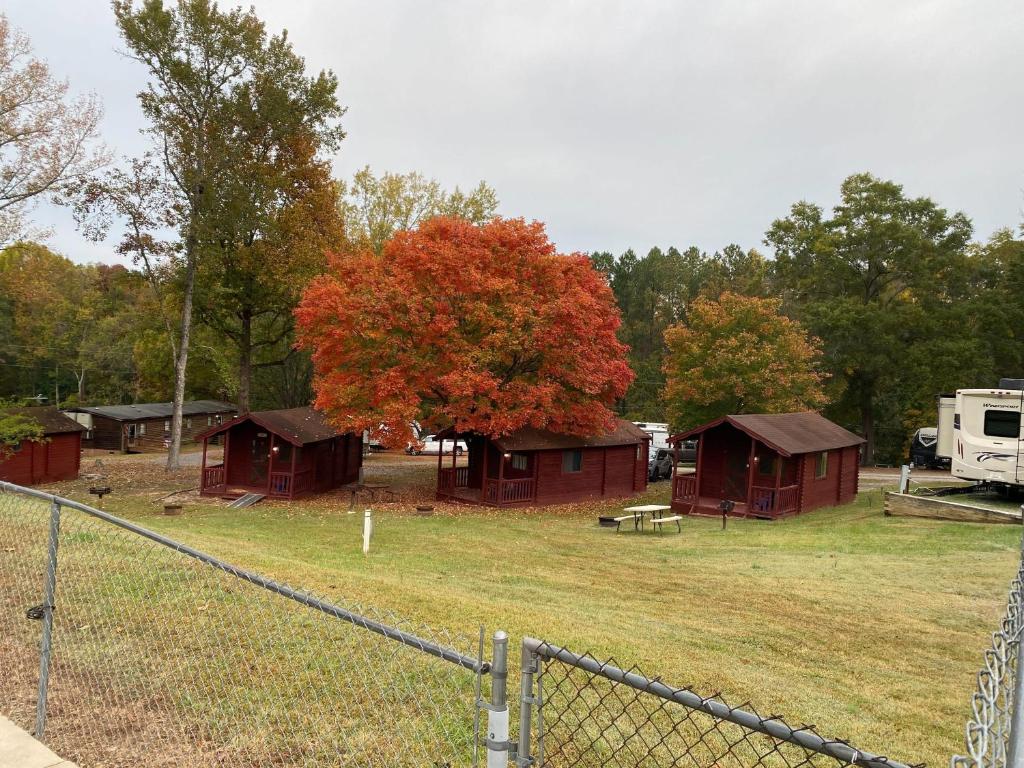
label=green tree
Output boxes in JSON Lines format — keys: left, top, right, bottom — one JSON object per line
{"left": 339, "top": 167, "right": 498, "bottom": 255}
{"left": 766, "top": 173, "right": 973, "bottom": 464}
{"left": 662, "top": 292, "right": 828, "bottom": 432}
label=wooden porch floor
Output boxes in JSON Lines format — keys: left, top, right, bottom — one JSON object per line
{"left": 671, "top": 496, "right": 801, "bottom": 520}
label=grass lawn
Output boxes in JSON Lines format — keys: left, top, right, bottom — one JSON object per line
{"left": 42, "top": 454, "right": 1023, "bottom": 766}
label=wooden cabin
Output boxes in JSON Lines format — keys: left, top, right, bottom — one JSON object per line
{"left": 435, "top": 419, "right": 650, "bottom": 507}
{"left": 668, "top": 412, "right": 863, "bottom": 520}
{"left": 65, "top": 400, "right": 237, "bottom": 453}
{"left": 0, "top": 407, "right": 85, "bottom": 485}
{"left": 198, "top": 407, "right": 362, "bottom": 500}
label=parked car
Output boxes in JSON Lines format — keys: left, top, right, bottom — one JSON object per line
{"left": 648, "top": 448, "right": 674, "bottom": 481}
{"left": 405, "top": 434, "right": 467, "bottom": 456}
{"left": 677, "top": 439, "right": 697, "bottom": 464}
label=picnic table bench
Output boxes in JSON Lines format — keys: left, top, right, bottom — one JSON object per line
{"left": 599, "top": 504, "right": 678, "bottom": 532}
{"left": 341, "top": 482, "right": 395, "bottom": 509}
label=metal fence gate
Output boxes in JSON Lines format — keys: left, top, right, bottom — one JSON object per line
{"left": 2, "top": 479, "right": 1023, "bottom": 767}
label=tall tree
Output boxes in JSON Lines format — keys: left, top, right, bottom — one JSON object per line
{"left": 295, "top": 216, "right": 634, "bottom": 444}
{"left": 766, "top": 173, "right": 973, "bottom": 464}
{"left": 113, "top": 0, "right": 341, "bottom": 465}
{"left": 0, "top": 15, "right": 107, "bottom": 245}
{"left": 662, "top": 292, "right": 828, "bottom": 432}
{"left": 339, "top": 167, "right": 498, "bottom": 255}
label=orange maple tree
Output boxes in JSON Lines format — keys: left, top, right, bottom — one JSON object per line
{"left": 295, "top": 216, "right": 634, "bottom": 445}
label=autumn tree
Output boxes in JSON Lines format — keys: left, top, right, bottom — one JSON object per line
{"left": 296, "top": 216, "right": 634, "bottom": 444}
{"left": 662, "top": 292, "right": 828, "bottom": 432}
{"left": 0, "top": 15, "right": 107, "bottom": 245}
{"left": 339, "top": 167, "right": 498, "bottom": 255}
{"left": 113, "top": 0, "right": 342, "bottom": 464}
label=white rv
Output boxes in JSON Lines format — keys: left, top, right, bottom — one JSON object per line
{"left": 937, "top": 381, "right": 1024, "bottom": 489}
{"left": 633, "top": 421, "right": 670, "bottom": 451}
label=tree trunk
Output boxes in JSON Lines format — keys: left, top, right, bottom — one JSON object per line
{"left": 237, "top": 307, "right": 252, "bottom": 414}
{"left": 859, "top": 382, "right": 875, "bottom": 467}
{"left": 166, "top": 253, "right": 197, "bottom": 471}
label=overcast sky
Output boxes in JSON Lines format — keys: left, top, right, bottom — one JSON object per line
{"left": 7, "top": 0, "right": 1024, "bottom": 265}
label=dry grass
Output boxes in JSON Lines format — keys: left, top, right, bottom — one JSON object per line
{"left": 24, "top": 452, "right": 1024, "bottom": 766}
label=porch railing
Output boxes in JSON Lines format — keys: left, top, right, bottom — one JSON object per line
{"left": 202, "top": 464, "right": 225, "bottom": 490}
{"left": 750, "top": 484, "right": 800, "bottom": 516}
{"left": 484, "top": 477, "right": 535, "bottom": 504}
{"left": 438, "top": 466, "right": 470, "bottom": 493}
{"left": 672, "top": 474, "right": 696, "bottom": 503}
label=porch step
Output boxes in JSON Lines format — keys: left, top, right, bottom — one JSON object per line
{"left": 228, "top": 493, "right": 266, "bottom": 508}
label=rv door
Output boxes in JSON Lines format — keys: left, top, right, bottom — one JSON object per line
{"left": 936, "top": 395, "right": 955, "bottom": 458}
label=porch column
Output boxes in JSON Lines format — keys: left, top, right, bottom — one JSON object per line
{"left": 496, "top": 446, "right": 505, "bottom": 505}
{"left": 531, "top": 450, "right": 539, "bottom": 502}
{"left": 774, "top": 450, "right": 783, "bottom": 515}
{"left": 437, "top": 441, "right": 443, "bottom": 492}
{"left": 289, "top": 442, "right": 297, "bottom": 500}
{"left": 693, "top": 439, "right": 703, "bottom": 510}
{"left": 480, "top": 437, "right": 488, "bottom": 503}
{"left": 200, "top": 438, "right": 208, "bottom": 491}
{"left": 222, "top": 430, "right": 231, "bottom": 489}
{"left": 266, "top": 433, "right": 276, "bottom": 495}
{"left": 746, "top": 438, "right": 757, "bottom": 505}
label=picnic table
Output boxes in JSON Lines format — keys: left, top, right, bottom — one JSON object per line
{"left": 341, "top": 482, "right": 395, "bottom": 509}
{"left": 621, "top": 504, "right": 671, "bottom": 531}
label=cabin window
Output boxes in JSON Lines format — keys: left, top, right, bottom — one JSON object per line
{"left": 815, "top": 452, "right": 828, "bottom": 479}
{"left": 207, "top": 415, "right": 213, "bottom": 426}
{"left": 984, "top": 410, "right": 1021, "bottom": 439}
{"left": 510, "top": 453, "right": 528, "bottom": 471}
{"left": 562, "top": 449, "right": 583, "bottom": 473}
{"left": 216, "top": 414, "right": 223, "bottom": 425}
{"left": 186, "top": 418, "right": 192, "bottom": 428}
{"left": 274, "top": 442, "right": 292, "bottom": 463}
{"left": 164, "top": 419, "right": 170, "bottom": 432}
{"left": 137, "top": 423, "right": 146, "bottom": 436}
{"left": 758, "top": 455, "right": 775, "bottom": 476}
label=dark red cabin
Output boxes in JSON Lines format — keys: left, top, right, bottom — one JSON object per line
{"left": 198, "top": 407, "right": 362, "bottom": 500}
{"left": 0, "top": 407, "right": 85, "bottom": 486}
{"left": 435, "top": 419, "right": 650, "bottom": 507}
{"left": 668, "top": 412, "right": 863, "bottom": 519}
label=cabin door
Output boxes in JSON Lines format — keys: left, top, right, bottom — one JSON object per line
{"left": 250, "top": 432, "right": 270, "bottom": 484}
{"left": 723, "top": 451, "right": 748, "bottom": 501}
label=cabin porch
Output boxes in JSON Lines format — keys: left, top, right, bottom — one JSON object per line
{"left": 670, "top": 423, "right": 801, "bottom": 520}
{"left": 200, "top": 420, "right": 316, "bottom": 500}
{"left": 435, "top": 435, "right": 538, "bottom": 506}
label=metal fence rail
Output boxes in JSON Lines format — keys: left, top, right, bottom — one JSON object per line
{"left": 952, "top": 537, "right": 1024, "bottom": 768}
{"left": 517, "top": 637, "right": 917, "bottom": 768}
{"left": 0, "top": 481, "right": 486, "bottom": 767}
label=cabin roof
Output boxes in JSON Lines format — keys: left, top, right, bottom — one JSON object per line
{"left": 197, "top": 406, "right": 349, "bottom": 447}
{"left": 2, "top": 406, "right": 86, "bottom": 435}
{"left": 444, "top": 419, "right": 650, "bottom": 452}
{"left": 669, "top": 412, "right": 864, "bottom": 457}
{"left": 66, "top": 400, "right": 236, "bottom": 421}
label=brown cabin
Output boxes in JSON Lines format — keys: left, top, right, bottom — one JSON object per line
{"left": 0, "top": 407, "right": 86, "bottom": 486}
{"left": 435, "top": 419, "right": 650, "bottom": 507}
{"left": 198, "top": 407, "right": 362, "bottom": 500}
{"left": 65, "top": 400, "right": 237, "bottom": 453}
{"left": 668, "top": 412, "right": 863, "bottom": 519}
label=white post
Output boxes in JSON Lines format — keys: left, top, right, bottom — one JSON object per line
{"left": 362, "top": 508, "right": 372, "bottom": 555}
{"left": 487, "top": 630, "right": 509, "bottom": 768}
{"left": 899, "top": 464, "right": 911, "bottom": 494}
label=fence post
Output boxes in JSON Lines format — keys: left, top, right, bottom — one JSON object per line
{"left": 35, "top": 499, "right": 62, "bottom": 740}
{"left": 517, "top": 640, "right": 537, "bottom": 767}
{"left": 1008, "top": 533, "right": 1024, "bottom": 768}
{"left": 487, "top": 630, "right": 509, "bottom": 767}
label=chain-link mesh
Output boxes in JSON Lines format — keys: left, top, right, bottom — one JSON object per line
{"left": 951, "top": 540, "right": 1024, "bottom": 768}
{"left": 525, "top": 640, "right": 917, "bottom": 768}
{"left": 0, "top": 485, "right": 485, "bottom": 767}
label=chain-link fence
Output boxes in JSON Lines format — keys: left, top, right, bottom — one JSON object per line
{"left": 0, "top": 481, "right": 487, "bottom": 767}
{"left": 951, "top": 537, "right": 1024, "bottom": 768}
{"left": 513, "top": 638, "right": 917, "bottom": 768}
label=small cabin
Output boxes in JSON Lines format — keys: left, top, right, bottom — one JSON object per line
{"left": 435, "top": 419, "right": 650, "bottom": 507}
{"left": 669, "top": 412, "right": 863, "bottom": 519}
{"left": 0, "top": 407, "right": 86, "bottom": 486}
{"left": 65, "top": 400, "right": 237, "bottom": 453}
{"left": 198, "top": 407, "right": 362, "bottom": 500}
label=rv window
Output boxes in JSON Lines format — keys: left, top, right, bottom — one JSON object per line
{"left": 562, "top": 449, "right": 583, "bottom": 473}
{"left": 984, "top": 410, "right": 1021, "bottom": 438}
{"left": 815, "top": 452, "right": 828, "bottom": 479}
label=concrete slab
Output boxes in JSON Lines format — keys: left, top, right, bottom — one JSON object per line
{"left": 0, "top": 716, "right": 78, "bottom": 768}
